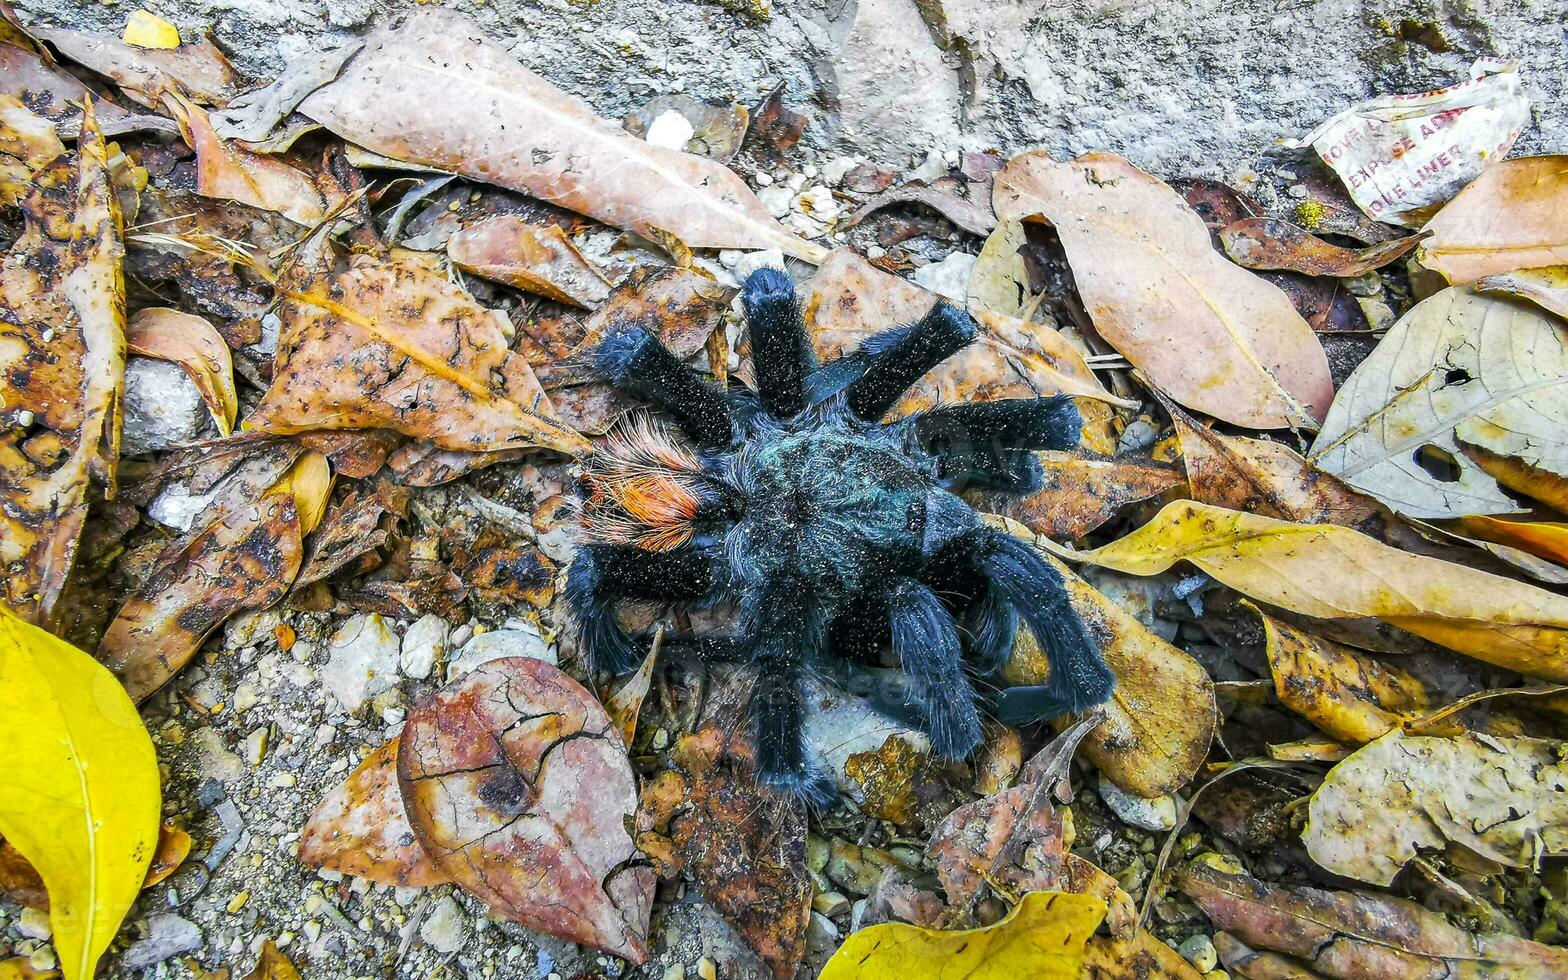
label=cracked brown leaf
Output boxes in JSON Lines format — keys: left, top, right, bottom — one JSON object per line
{"left": 1180, "top": 857, "right": 1568, "bottom": 978}
{"left": 127, "top": 308, "right": 237, "bottom": 435}
{"left": 248, "top": 253, "right": 590, "bottom": 457}
{"left": 1304, "top": 729, "right": 1568, "bottom": 886}
{"left": 399, "top": 657, "right": 653, "bottom": 963}
{"left": 447, "top": 215, "right": 609, "bottom": 309}
{"left": 0, "top": 101, "right": 123, "bottom": 626}
{"left": 1219, "top": 218, "right": 1424, "bottom": 277}
{"left": 298, "top": 9, "right": 823, "bottom": 261}
{"left": 298, "top": 737, "right": 449, "bottom": 888}
{"left": 634, "top": 724, "right": 810, "bottom": 979}
{"left": 1419, "top": 156, "right": 1568, "bottom": 285}
{"left": 994, "top": 151, "right": 1332, "bottom": 428}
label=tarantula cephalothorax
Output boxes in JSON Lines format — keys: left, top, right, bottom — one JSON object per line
{"left": 566, "top": 267, "right": 1115, "bottom": 798}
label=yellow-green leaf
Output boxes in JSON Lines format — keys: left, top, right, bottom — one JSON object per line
{"left": 819, "top": 891, "right": 1105, "bottom": 980}
{"left": 121, "top": 10, "right": 180, "bottom": 49}
{"left": 0, "top": 610, "right": 160, "bottom": 980}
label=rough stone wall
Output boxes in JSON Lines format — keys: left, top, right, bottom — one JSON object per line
{"left": 17, "top": 0, "right": 1568, "bottom": 177}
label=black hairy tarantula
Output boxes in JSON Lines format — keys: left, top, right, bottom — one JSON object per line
{"left": 566, "top": 267, "right": 1115, "bottom": 798}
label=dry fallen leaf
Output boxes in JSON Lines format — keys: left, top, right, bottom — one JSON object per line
{"left": 127, "top": 308, "right": 237, "bottom": 435}
{"left": 622, "top": 94, "right": 750, "bottom": 161}
{"left": 297, "top": 737, "right": 449, "bottom": 888}
{"left": 248, "top": 253, "right": 590, "bottom": 457}
{"left": 1211, "top": 931, "right": 1322, "bottom": 980}
{"left": 1304, "top": 729, "right": 1568, "bottom": 886}
{"left": 1311, "top": 286, "right": 1568, "bottom": 519}
{"left": 241, "top": 942, "right": 299, "bottom": 980}
{"left": 299, "top": 10, "right": 823, "bottom": 261}
{"left": 1219, "top": 217, "right": 1424, "bottom": 277}
{"left": 1046, "top": 501, "right": 1568, "bottom": 683}
{"left": 399, "top": 657, "right": 653, "bottom": 963}
{"left": 841, "top": 181, "right": 998, "bottom": 237}
{"left": 993, "top": 151, "right": 1332, "bottom": 428}
{"left": 447, "top": 214, "right": 610, "bottom": 308}
{"left": 0, "top": 101, "right": 124, "bottom": 626}
{"left": 0, "top": 38, "right": 175, "bottom": 138}
{"left": 163, "top": 92, "right": 327, "bottom": 226}
{"left": 1419, "top": 156, "right": 1568, "bottom": 284}
{"left": 971, "top": 451, "right": 1184, "bottom": 542}
{"left": 1475, "top": 264, "right": 1568, "bottom": 321}
{"left": 30, "top": 22, "right": 238, "bottom": 106}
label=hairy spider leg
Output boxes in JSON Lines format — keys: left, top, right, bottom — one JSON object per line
{"left": 566, "top": 543, "right": 714, "bottom": 674}
{"left": 911, "top": 395, "right": 1084, "bottom": 493}
{"left": 741, "top": 267, "right": 817, "bottom": 419}
{"left": 594, "top": 327, "right": 735, "bottom": 448}
{"left": 887, "top": 579, "right": 983, "bottom": 757}
{"left": 746, "top": 577, "right": 835, "bottom": 803}
{"left": 843, "top": 303, "right": 978, "bottom": 421}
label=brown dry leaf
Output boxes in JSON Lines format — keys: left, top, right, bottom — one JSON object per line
{"left": 447, "top": 214, "right": 610, "bottom": 308}
{"left": 296, "top": 430, "right": 404, "bottom": 480}
{"left": 993, "top": 151, "right": 1332, "bottom": 428}
{"left": 1304, "top": 729, "right": 1568, "bottom": 886}
{"left": 163, "top": 92, "right": 327, "bottom": 226}
{"left": 240, "top": 942, "right": 298, "bottom": 980}
{"left": 0, "top": 40, "right": 175, "bottom": 138}
{"left": 967, "top": 217, "right": 1030, "bottom": 316}
{"left": 30, "top": 23, "right": 238, "bottom": 106}
{"left": 1181, "top": 855, "right": 1568, "bottom": 978}
{"left": 293, "top": 481, "right": 408, "bottom": 590}
{"left": 0, "top": 93, "right": 62, "bottom": 176}
{"left": 248, "top": 253, "right": 590, "bottom": 457}
{"left": 143, "top": 824, "right": 191, "bottom": 889}
{"left": 399, "top": 657, "right": 653, "bottom": 963}
{"left": 841, "top": 182, "right": 997, "bottom": 237}
{"left": 1047, "top": 500, "right": 1568, "bottom": 683}
{"left": 1213, "top": 932, "right": 1332, "bottom": 980}
{"left": 1219, "top": 218, "right": 1424, "bottom": 277}
{"left": 1459, "top": 440, "right": 1568, "bottom": 515}
{"left": 298, "top": 10, "right": 822, "bottom": 261}
{"left": 605, "top": 634, "right": 659, "bottom": 748}
{"left": 127, "top": 308, "right": 237, "bottom": 435}
{"left": 745, "top": 84, "right": 806, "bottom": 168}
{"left": 1310, "top": 286, "right": 1568, "bottom": 519}
{"left": 1256, "top": 609, "right": 1428, "bottom": 744}
{"left": 298, "top": 737, "right": 449, "bottom": 888}
{"left": 98, "top": 448, "right": 330, "bottom": 701}
{"left": 1260, "top": 270, "right": 1371, "bottom": 334}
{"left": 1419, "top": 156, "right": 1568, "bottom": 284}
{"left": 1000, "top": 542, "right": 1216, "bottom": 798}
{"left": 802, "top": 248, "right": 1127, "bottom": 415}
{"left": 634, "top": 724, "right": 811, "bottom": 979}
{"left": 0, "top": 101, "right": 124, "bottom": 626}
{"left": 971, "top": 451, "right": 1184, "bottom": 541}
{"left": 1475, "top": 264, "right": 1568, "bottom": 321}
{"left": 1083, "top": 932, "right": 1205, "bottom": 980}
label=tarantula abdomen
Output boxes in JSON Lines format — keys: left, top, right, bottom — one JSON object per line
{"left": 566, "top": 266, "right": 1115, "bottom": 799}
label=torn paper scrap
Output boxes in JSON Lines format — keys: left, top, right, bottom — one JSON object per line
{"left": 1288, "top": 58, "right": 1531, "bottom": 228}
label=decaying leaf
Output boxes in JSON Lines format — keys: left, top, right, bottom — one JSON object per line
{"left": 0, "top": 102, "right": 124, "bottom": 626}
{"left": 1452, "top": 514, "right": 1568, "bottom": 568}
{"left": 298, "top": 737, "right": 448, "bottom": 888}
{"left": 605, "top": 635, "right": 659, "bottom": 749}
{"left": 992, "top": 151, "right": 1332, "bottom": 428}
{"left": 1419, "top": 156, "right": 1568, "bottom": 284}
{"left": 98, "top": 449, "right": 330, "bottom": 701}
{"left": 298, "top": 10, "right": 823, "bottom": 261}
{"left": 1311, "top": 286, "right": 1568, "bottom": 519}
{"left": 1219, "top": 218, "right": 1424, "bottom": 277}
{"left": 1047, "top": 501, "right": 1568, "bottom": 683}
{"left": 447, "top": 214, "right": 610, "bottom": 308}
{"left": 841, "top": 181, "right": 997, "bottom": 237}
{"left": 634, "top": 724, "right": 810, "bottom": 978}
{"left": 1304, "top": 729, "right": 1568, "bottom": 886}
{"left": 399, "top": 657, "right": 653, "bottom": 962}
{"left": 163, "top": 92, "right": 327, "bottom": 226}
{"left": 967, "top": 217, "right": 1031, "bottom": 316}
{"left": 143, "top": 824, "right": 191, "bottom": 890}
{"left": 818, "top": 890, "right": 1105, "bottom": 980}
{"left": 1261, "top": 270, "right": 1371, "bottom": 334}
{"left": 971, "top": 451, "right": 1184, "bottom": 541}
{"left": 249, "top": 253, "right": 590, "bottom": 457}
{"left": 745, "top": 83, "right": 806, "bottom": 168}
{"left": 241, "top": 942, "right": 299, "bottom": 980}
{"left": 1180, "top": 856, "right": 1568, "bottom": 978}
{"left": 30, "top": 22, "right": 238, "bottom": 106}
{"left": 1211, "top": 932, "right": 1323, "bottom": 980}
{"left": 127, "top": 308, "right": 238, "bottom": 435}
{"left": 0, "top": 610, "right": 160, "bottom": 980}
{"left": 1475, "top": 264, "right": 1568, "bottom": 321}
{"left": 0, "top": 38, "right": 175, "bottom": 138}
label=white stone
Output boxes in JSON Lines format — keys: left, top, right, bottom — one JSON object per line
{"left": 445, "top": 623, "right": 556, "bottom": 682}
{"left": 224, "top": 610, "right": 283, "bottom": 650}
{"left": 146, "top": 481, "right": 220, "bottom": 532}
{"left": 421, "top": 896, "right": 471, "bottom": 953}
{"left": 191, "top": 727, "right": 245, "bottom": 783}
{"left": 910, "top": 251, "right": 977, "bottom": 303}
{"left": 728, "top": 248, "right": 786, "bottom": 284}
{"left": 645, "top": 109, "right": 694, "bottom": 150}
{"left": 821, "top": 156, "right": 861, "bottom": 187}
{"left": 322, "top": 613, "right": 401, "bottom": 713}
{"left": 1097, "top": 775, "right": 1178, "bottom": 832}
{"left": 121, "top": 357, "right": 210, "bottom": 455}
{"left": 399, "top": 614, "right": 451, "bottom": 680}
{"left": 756, "top": 185, "right": 793, "bottom": 218}
{"left": 798, "top": 185, "right": 840, "bottom": 222}
{"left": 242, "top": 728, "right": 268, "bottom": 767}
{"left": 18, "top": 907, "right": 50, "bottom": 940}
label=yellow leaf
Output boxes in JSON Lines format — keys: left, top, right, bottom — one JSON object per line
{"left": 1453, "top": 514, "right": 1568, "bottom": 568}
{"left": 242, "top": 941, "right": 300, "bottom": 980}
{"left": 284, "top": 451, "right": 333, "bottom": 535}
{"left": 122, "top": 10, "right": 180, "bottom": 49}
{"left": 0, "top": 611, "right": 160, "bottom": 980}
{"left": 1045, "top": 501, "right": 1568, "bottom": 682}
{"left": 818, "top": 891, "right": 1105, "bottom": 980}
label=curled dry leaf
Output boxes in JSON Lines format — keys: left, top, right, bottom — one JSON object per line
{"left": 1219, "top": 217, "right": 1424, "bottom": 277}
{"left": 98, "top": 448, "right": 330, "bottom": 701}
{"left": 1419, "top": 156, "right": 1568, "bottom": 284}
{"left": 298, "top": 737, "right": 449, "bottom": 888}
{"left": 163, "top": 92, "right": 327, "bottom": 226}
{"left": 399, "top": 657, "right": 653, "bottom": 963}
{"left": 0, "top": 39, "right": 175, "bottom": 137}
{"left": 1261, "top": 270, "right": 1371, "bottom": 334}
{"left": 127, "top": 308, "right": 237, "bottom": 435}
{"left": 249, "top": 253, "right": 590, "bottom": 457}
{"left": 802, "top": 248, "right": 1126, "bottom": 415}
{"left": 293, "top": 480, "right": 407, "bottom": 589}
{"left": 841, "top": 181, "right": 997, "bottom": 237}
{"left": 971, "top": 451, "right": 1184, "bottom": 542}
{"left": 1304, "top": 729, "right": 1568, "bottom": 886}
{"left": 1475, "top": 264, "right": 1568, "bottom": 321}
{"left": 1453, "top": 514, "right": 1568, "bottom": 568}
{"left": 1180, "top": 855, "right": 1568, "bottom": 978}
{"left": 211, "top": 42, "right": 364, "bottom": 144}
{"left": 622, "top": 94, "right": 749, "bottom": 161}
{"left": 29, "top": 22, "right": 238, "bottom": 106}
{"left": 0, "top": 102, "right": 123, "bottom": 626}
{"left": 745, "top": 83, "right": 806, "bottom": 168}
{"left": 1310, "top": 286, "right": 1568, "bottom": 519}
{"left": 993, "top": 151, "right": 1332, "bottom": 428}
{"left": 1459, "top": 440, "right": 1568, "bottom": 515}
{"left": 1047, "top": 500, "right": 1568, "bottom": 683}
{"left": 1211, "top": 932, "right": 1322, "bottom": 980}
{"left": 299, "top": 10, "right": 823, "bottom": 261}
{"left": 447, "top": 214, "right": 610, "bottom": 308}
{"left": 605, "top": 635, "right": 659, "bottom": 748}
{"left": 634, "top": 724, "right": 810, "bottom": 978}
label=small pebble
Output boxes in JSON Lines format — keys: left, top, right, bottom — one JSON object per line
{"left": 1287, "top": 184, "right": 1308, "bottom": 198}
{"left": 1178, "top": 934, "right": 1218, "bottom": 972}
{"left": 227, "top": 891, "right": 250, "bottom": 914}
{"left": 696, "top": 959, "right": 717, "bottom": 980}
{"left": 242, "top": 728, "right": 268, "bottom": 767}
{"left": 18, "top": 907, "right": 50, "bottom": 940}
{"left": 421, "top": 896, "right": 471, "bottom": 953}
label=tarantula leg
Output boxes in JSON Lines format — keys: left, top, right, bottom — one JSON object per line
{"left": 844, "top": 302, "right": 978, "bottom": 421}
{"left": 965, "top": 576, "right": 1020, "bottom": 674}
{"left": 594, "top": 327, "right": 735, "bottom": 447}
{"left": 976, "top": 529, "right": 1116, "bottom": 722}
{"left": 747, "top": 581, "right": 834, "bottom": 803}
{"left": 565, "top": 544, "right": 713, "bottom": 674}
{"left": 888, "top": 579, "right": 983, "bottom": 758}
{"left": 741, "top": 268, "right": 816, "bottom": 418}
{"left": 914, "top": 396, "right": 1083, "bottom": 453}
{"left": 931, "top": 449, "right": 1044, "bottom": 494}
